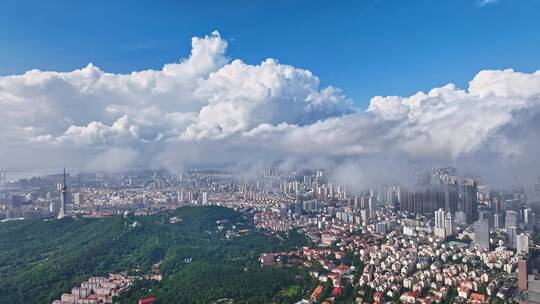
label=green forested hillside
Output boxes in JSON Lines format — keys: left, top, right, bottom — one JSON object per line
{"left": 0, "top": 206, "right": 314, "bottom": 304}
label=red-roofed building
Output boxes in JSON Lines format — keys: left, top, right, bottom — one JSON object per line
{"left": 457, "top": 285, "right": 470, "bottom": 298}
{"left": 470, "top": 292, "right": 486, "bottom": 303}
{"left": 332, "top": 287, "right": 342, "bottom": 295}
{"left": 400, "top": 290, "right": 419, "bottom": 304}
{"left": 311, "top": 285, "right": 325, "bottom": 301}
{"left": 139, "top": 298, "right": 156, "bottom": 304}
{"left": 374, "top": 291, "right": 383, "bottom": 303}
{"left": 259, "top": 253, "right": 275, "bottom": 266}
{"left": 333, "top": 264, "right": 352, "bottom": 276}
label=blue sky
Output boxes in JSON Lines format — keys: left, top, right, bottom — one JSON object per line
{"left": 1, "top": 0, "right": 539, "bottom": 108}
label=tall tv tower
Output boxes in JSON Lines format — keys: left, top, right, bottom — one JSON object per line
{"left": 58, "top": 167, "right": 68, "bottom": 218}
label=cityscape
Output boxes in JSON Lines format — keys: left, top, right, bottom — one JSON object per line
{"left": 2, "top": 165, "right": 540, "bottom": 303}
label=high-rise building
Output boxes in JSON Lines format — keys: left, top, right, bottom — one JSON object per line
{"left": 445, "top": 213, "right": 454, "bottom": 236}
{"left": 353, "top": 196, "right": 361, "bottom": 209}
{"left": 399, "top": 188, "right": 410, "bottom": 212}
{"left": 360, "top": 209, "right": 370, "bottom": 225}
{"left": 491, "top": 196, "right": 505, "bottom": 214}
{"left": 478, "top": 205, "right": 492, "bottom": 223}
{"left": 494, "top": 213, "right": 504, "bottom": 229}
{"left": 380, "top": 186, "right": 398, "bottom": 208}
{"left": 434, "top": 208, "right": 454, "bottom": 238}
{"left": 397, "top": 182, "right": 459, "bottom": 217}
{"left": 506, "top": 210, "right": 519, "bottom": 229}
{"left": 368, "top": 196, "right": 376, "bottom": 218}
{"left": 328, "top": 183, "right": 333, "bottom": 197}
{"left": 73, "top": 192, "right": 83, "bottom": 205}
{"left": 435, "top": 209, "right": 446, "bottom": 228}
{"left": 294, "top": 196, "right": 303, "bottom": 215}
{"left": 177, "top": 190, "right": 184, "bottom": 203}
{"left": 460, "top": 181, "right": 478, "bottom": 224}
{"left": 517, "top": 233, "right": 530, "bottom": 254}
{"left": 434, "top": 209, "right": 447, "bottom": 238}
{"left": 375, "top": 222, "right": 388, "bottom": 234}
{"left": 202, "top": 192, "right": 208, "bottom": 205}
{"left": 506, "top": 198, "right": 522, "bottom": 212}
{"left": 454, "top": 211, "right": 467, "bottom": 226}
{"left": 426, "top": 185, "right": 443, "bottom": 214}
{"left": 303, "top": 200, "right": 319, "bottom": 213}
{"left": 519, "top": 259, "right": 528, "bottom": 291}
{"left": 474, "top": 219, "right": 490, "bottom": 250}
{"left": 508, "top": 225, "right": 518, "bottom": 249}
{"left": 443, "top": 183, "right": 459, "bottom": 214}
{"left": 50, "top": 200, "right": 60, "bottom": 214}
{"left": 413, "top": 189, "right": 426, "bottom": 215}
{"left": 524, "top": 207, "right": 534, "bottom": 228}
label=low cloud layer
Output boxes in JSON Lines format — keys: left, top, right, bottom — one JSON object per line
{"left": 1, "top": 31, "right": 539, "bottom": 187}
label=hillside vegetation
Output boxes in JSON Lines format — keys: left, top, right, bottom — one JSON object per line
{"left": 0, "top": 206, "right": 314, "bottom": 303}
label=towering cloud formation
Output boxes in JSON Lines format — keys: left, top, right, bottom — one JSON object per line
{"left": 0, "top": 31, "right": 538, "bottom": 186}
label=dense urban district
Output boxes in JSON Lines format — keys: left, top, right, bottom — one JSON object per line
{"left": 1, "top": 167, "right": 540, "bottom": 304}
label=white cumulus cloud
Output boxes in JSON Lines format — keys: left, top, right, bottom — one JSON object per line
{"left": 0, "top": 31, "right": 538, "bottom": 186}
